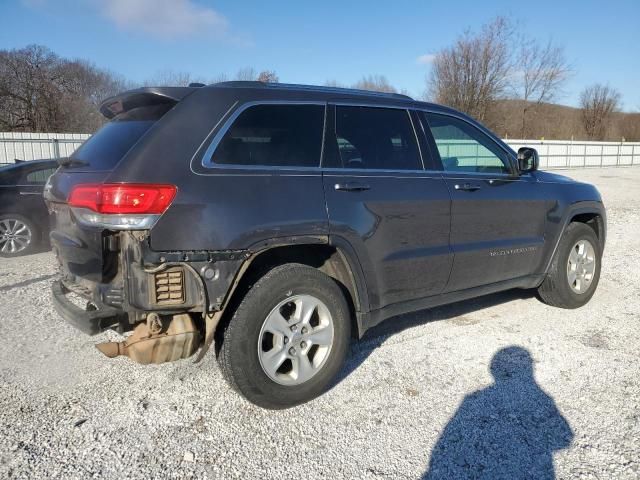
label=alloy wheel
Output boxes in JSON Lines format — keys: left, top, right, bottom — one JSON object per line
{"left": 258, "top": 294, "right": 335, "bottom": 386}
{"left": 0, "top": 218, "right": 32, "bottom": 255}
{"left": 566, "top": 239, "right": 596, "bottom": 294}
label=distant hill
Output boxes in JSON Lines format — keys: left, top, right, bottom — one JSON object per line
{"left": 484, "top": 99, "right": 640, "bottom": 141}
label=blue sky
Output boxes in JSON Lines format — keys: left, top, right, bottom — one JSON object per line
{"left": 1, "top": 0, "right": 639, "bottom": 110}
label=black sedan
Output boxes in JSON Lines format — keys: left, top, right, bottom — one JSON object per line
{"left": 0, "top": 159, "right": 58, "bottom": 257}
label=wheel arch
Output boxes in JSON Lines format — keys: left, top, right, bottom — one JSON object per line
{"left": 543, "top": 201, "right": 606, "bottom": 274}
{"left": 569, "top": 211, "right": 605, "bottom": 249}
{"left": 219, "top": 240, "right": 370, "bottom": 340}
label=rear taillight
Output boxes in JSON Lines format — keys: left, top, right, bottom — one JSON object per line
{"left": 68, "top": 184, "right": 177, "bottom": 230}
{"left": 69, "top": 184, "right": 177, "bottom": 214}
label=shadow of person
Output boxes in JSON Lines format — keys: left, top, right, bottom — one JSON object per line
{"left": 423, "top": 346, "right": 573, "bottom": 480}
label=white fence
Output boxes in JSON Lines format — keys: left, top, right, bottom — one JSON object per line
{"left": 0, "top": 132, "right": 639, "bottom": 170}
{"left": 0, "top": 132, "right": 90, "bottom": 165}
{"left": 506, "top": 139, "right": 640, "bottom": 169}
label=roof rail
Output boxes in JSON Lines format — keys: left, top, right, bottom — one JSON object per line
{"left": 213, "top": 81, "right": 265, "bottom": 88}
{"left": 212, "top": 81, "right": 413, "bottom": 101}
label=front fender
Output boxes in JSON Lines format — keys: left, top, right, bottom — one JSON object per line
{"left": 542, "top": 200, "right": 606, "bottom": 274}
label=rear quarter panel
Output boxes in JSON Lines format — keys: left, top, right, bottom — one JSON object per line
{"left": 106, "top": 87, "right": 329, "bottom": 251}
{"left": 149, "top": 168, "right": 328, "bottom": 251}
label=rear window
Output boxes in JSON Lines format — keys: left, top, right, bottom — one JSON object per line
{"left": 70, "top": 104, "right": 172, "bottom": 170}
{"left": 210, "top": 104, "right": 325, "bottom": 168}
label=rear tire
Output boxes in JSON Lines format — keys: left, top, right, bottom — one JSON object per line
{"left": 538, "top": 222, "right": 601, "bottom": 308}
{"left": 0, "top": 214, "right": 39, "bottom": 257}
{"left": 217, "top": 263, "right": 351, "bottom": 409}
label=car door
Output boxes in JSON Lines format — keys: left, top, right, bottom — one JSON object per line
{"left": 16, "top": 163, "right": 57, "bottom": 226}
{"left": 322, "top": 104, "right": 452, "bottom": 310}
{"left": 421, "top": 111, "right": 548, "bottom": 292}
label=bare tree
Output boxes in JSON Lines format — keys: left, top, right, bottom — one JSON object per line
{"left": 143, "top": 68, "right": 279, "bottom": 87}
{"left": 234, "top": 67, "right": 257, "bottom": 81}
{"left": 144, "top": 69, "right": 206, "bottom": 87}
{"left": 209, "top": 72, "right": 229, "bottom": 84}
{"left": 515, "top": 39, "right": 571, "bottom": 137}
{"left": 0, "top": 45, "right": 62, "bottom": 131}
{"left": 428, "top": 17, "right": 513, "bottom": 121}
{"left": 617, "top": 111, "right": 640, "bottom": 141}
{"left": 353, "top": 75, "right": 397, "bottom": 93}
{"left": 232, "top": 67, "right": 279, "bottom": 83}
{"left": 580, "top": 84, "right": 621, "bottom": 140}
{"left": 257, "top": 70, "right": 279, "bottom": 83}
{"left": 59, "top": 60, "right": 129, "bottom": 131}
{"left": 0, "top": 44, "right": 124, "bottom": 132}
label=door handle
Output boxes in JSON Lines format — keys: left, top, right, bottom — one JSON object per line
{"left": 334, "top": 182, "right": 371, "bottom": 192}
{"left": 454, "top": 183, "right": 481, "bottom": 192}
{"left": 19, "top": 191, "right": 42, "bottom": 195}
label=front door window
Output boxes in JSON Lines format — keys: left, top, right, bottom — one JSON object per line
{"left": 424, "top": 113, "right": 512, "bottom": 174}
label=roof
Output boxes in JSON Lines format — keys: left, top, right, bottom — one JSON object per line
{"left": 98, "top": 81, "right": 461, "bottom": 120}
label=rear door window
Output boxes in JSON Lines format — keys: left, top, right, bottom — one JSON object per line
{"left": 332, "top": 106, "right": 422, "bottom": 170}
{"left": 210, "top": 104, "right": 325, "bottom": 168}
{"left": 70, "top": 104, "right": 172, "bottom": 171}
{"left": 24, "top": 166, "right": 57, "bottom": 184}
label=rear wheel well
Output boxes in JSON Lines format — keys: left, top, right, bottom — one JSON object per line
{"left": 569, "top": 213, "right": 604, "bottom": 247}
{"left": 216, "top": 244, "right": 361, "bottom": 346}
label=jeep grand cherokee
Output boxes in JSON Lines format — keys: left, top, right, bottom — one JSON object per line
{"left": 45, "top": 82, "right": 606, "bottom": 408}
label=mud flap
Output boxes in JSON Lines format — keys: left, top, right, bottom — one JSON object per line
{"left": 193, "top": 311, "right": 223, "bottom": 364}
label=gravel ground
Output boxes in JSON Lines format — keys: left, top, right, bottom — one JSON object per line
{"left": 1, "top": 167, "right": 639, "bottom": 479}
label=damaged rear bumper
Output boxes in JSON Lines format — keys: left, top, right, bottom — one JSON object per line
{"left": 51, "top": 280, "right": 123, "bottom": 335}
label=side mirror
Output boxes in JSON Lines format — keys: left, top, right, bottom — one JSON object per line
{"left": 517, "top": 147, "right": 539, "bottom": 173}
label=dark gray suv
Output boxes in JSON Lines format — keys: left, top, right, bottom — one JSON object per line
{"left": 46, "top": 82, "right": 606, "bottom": 408}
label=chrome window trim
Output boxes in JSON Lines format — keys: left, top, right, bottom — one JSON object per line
{"left": 322, "top": 167, "right": 435, "bottom": 175}
{"left": 189, "top": 100, "right": 238, "bottom": 172}
{"left": 195, "top": 99, "right": 521, "bottom": 177}
{"left": 419, "top": 109, "right": 519, "bottom": 177}
{"left": 409, "top": 110, "right": 426, "bottom": 170}
{"left": 443, "top": 174, "right": 525, "bottom": 182}
{"left": 323, "top": 171, "right": 442, "bottom": 180}
{"left": 186, "top": 171, "right": 323, "bottom": 177}
{"left": 200, "top": 100, "right": 327, "bottom": 169}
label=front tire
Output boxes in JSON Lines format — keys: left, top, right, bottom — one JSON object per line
{"left": 217, "top": 263, "right": 351, "bottom": 409}
{"left": 538, "top": 222, "right": 602, "bottom": 308}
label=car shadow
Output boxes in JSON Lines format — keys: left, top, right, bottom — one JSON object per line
{"left": 422, "top": 346, "right": 573, "bottom": 479}
{"left": 336, "top": 288, "right": 536, "bottom": 384}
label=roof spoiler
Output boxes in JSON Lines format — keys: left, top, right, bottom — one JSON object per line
{"left": 99, "top": 86, "right": 199, "bottom": 119}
